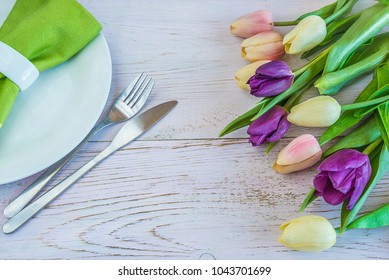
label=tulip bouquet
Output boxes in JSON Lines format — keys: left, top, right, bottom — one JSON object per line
{"left": 221, "top": 0, "right": 389, "bottom": 252}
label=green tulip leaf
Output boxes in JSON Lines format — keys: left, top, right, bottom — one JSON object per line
{"left": 266, "top": 141, "right": 278, "bottom": 156}
{"left": 316, "top": 47, "right": 389, "bottom": 95}
{"left": 324, "top": 3, "right": 389, "bottom": 74}
{"left": 323, "top": 116, "right": 381, "bottom": 157}
{"left": 340, "top": 142, "right": 389, "bottom": 232}
{"left": 218, "top": 101, "right": 266, "bottom": 137}
{"left": 300, "top": 187, "right": 317, "bottom": 212}
{"left": 319, "top": 68, "right": 382, "bottom": 145}
{"left": 334, "top": 0, "right": 348, "bottom": 12}
{"left": 375, "top": 104, "right": 389, "bottom": 148}
{"left": 377, "top": 0, "right": 389, "bottom": 5}
{"left": 347, "top": 203, "right": 389, "bottom": 230}
{"left": 319, "top": 111, "right": 363, "bottom": 146}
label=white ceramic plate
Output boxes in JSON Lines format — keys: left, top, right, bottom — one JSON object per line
{"left": 0, "top": 0, "right": 112, "bottom": 184}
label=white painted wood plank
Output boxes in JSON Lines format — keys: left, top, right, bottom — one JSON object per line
{"left": 0, "top": 140, "right": 388, "bottom": 259}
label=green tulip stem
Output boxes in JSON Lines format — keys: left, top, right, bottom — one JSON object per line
{"left": 292, "top": 47, "right": 332, "bottom": 78}
{"left": 273, "top": 20, "right": 299, "bottom": 26}
{"left": 341, "top": 95, "right": 389, "bottom": 111}
{"left": 363, "top": 138, "right": 383, "bottom": 155}
{"left": 324, "top": 0, "right": 360, "bottom": 24}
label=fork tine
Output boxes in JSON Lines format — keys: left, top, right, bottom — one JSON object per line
{"left": 128, "top": 77, "right": 152, "bottom": 106}
{"left": 130, "top": 79, "right": 154, "bottom": 109}
{"left": 122, "top": 73, "right": 147, "bottom": 103}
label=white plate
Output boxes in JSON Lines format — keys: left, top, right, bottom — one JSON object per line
{"left": 0, "top": 1, "right": 112, "bottom": 184}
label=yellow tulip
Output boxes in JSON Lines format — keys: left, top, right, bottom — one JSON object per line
{"left": 273, "top": 134, "right": 322, "bottom": 174}
{"left": 279, "top": 215, "right": 337, "bottom": 252}
{"left": 287, "top": 96, "right": 341, "bottom": 127}
{"left": 235, "top": 60, "right": 271, "bottom": 90}
{"left": 283, "top": 15, "right": 327, "bottom": 54}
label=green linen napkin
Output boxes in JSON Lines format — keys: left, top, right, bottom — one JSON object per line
{"left": 0, "top": 0, "right": 102, "bottom": 128}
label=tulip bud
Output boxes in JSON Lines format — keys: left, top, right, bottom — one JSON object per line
{"left": 247, "top": 61, "right": 294, "bottom": 97}
{"left": 273, "top": 134, "right": 322, "bottom": 174}
{"left": 235, "top": 60, "right": 270, "bottom": 90}
{"left": 287, "top": 96, "right": 341, "bottom": 127}
{"left": 247, "top": 106, "right": 290, "bottom": 146}
{"left": 230, "top": 10, "right": 274, "bottom": 39}
{"left": 314, "top": 149, "right": 372, "bottom": 210}
{"left": 241, "top": 31, "right": 285, "bottom": 62}
{"left": 279, "top": 215, "right": 337, "bottom": 252}
{"left": 283, "top": 15, "right": 327, "bottom": 54}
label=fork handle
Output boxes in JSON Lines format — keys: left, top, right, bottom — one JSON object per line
{"left": 3, "top": 120, "right": 110, "bottom": 219}
{"left": 3, "top": 145, "right": 116, "bottom": 234}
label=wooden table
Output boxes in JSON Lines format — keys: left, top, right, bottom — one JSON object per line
{"left": 0, "top": 0, "right": 388, "bottom": 259}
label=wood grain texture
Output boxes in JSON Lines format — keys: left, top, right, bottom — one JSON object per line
{"left": 0, "top": 0, "right": 388, "bottom": 259}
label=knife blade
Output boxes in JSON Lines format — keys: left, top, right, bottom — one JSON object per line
{"left": 3, "top": 100, "right": 178, "bottom": 234}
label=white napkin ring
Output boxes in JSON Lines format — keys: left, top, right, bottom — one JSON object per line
{"left": 0, "top": 41, "right": 39, "bottom": 91}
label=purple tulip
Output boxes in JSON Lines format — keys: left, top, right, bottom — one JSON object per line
{"left": 313, "top": 149, "right": 372, "bottom": 210}
{"left": 247, "top": 61, "right": 294, "bottom": 97}
{"left": 247, "top": 106, "right": 290, "bottom": 146}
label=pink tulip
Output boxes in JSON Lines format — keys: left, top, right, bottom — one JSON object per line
{"left": 241, "top": 31, "right": 285, "bottom": 62}
{"left": 230, "top": 10, "right": 273, "bottom": 38}
{"left": 273, "top": 134, "right": 322, "bottom": 174}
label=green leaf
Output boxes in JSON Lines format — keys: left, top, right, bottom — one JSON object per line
{"left": 323, "top": 116, "right": 381, "bottom": 157}
{"left": 218, "top": 101, "right": 265, "bottom": 137}
{"left": 324, "top": 3, "right": 389, "bottom": 74}
{"left": 316, "top": 47, "right": 389, "bottom": 95}
{"left": 376, "top": 104, "right": 389, "bottom": 148}
{"left": 347, "top": 203, "right": 389, "bottom": 230}
{"left": 345, "top": 33, "right": 389, "bottom": 66}
{"left": 300, "top": 187, "right": 318, "bottom": 212}
{"left": 334, "top": 0, "right": 348, "bottom": 12}
{"left": 319, "top": 110, "right": 364, "bottom": 146}
{"left": 319, "top": 66, "right": 381, "bottom": 145}
{"left": 340, "top": 143, "right": 389, "bottom": 232}
{"left": 377, "top": 0, "right": 389, "bottom": 5}
{"left": 265, "top": 141, "right": 278, "bottom": 156}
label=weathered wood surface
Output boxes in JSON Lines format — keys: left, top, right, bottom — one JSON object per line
{"left": 0, "top": 0, "right": 388, "bottom": 259}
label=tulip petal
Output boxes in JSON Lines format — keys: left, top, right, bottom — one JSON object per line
{"left": 279, "top": 215, "right": 336, "bottom": 252}
{"left": 251, "top": 76, "right": 294, "bottom": 97}
{"left": 287, "top": 96, "right": 341, "bottom": 127}
{"left": 328, "top": 169, "right": 356, "bottom": 194}
{"left": 273, "top": 150, "right": 322, "bottom": 174}
{"left": 235, "top": 60, "right": 271, "bottom": 90}
{"left": 266, "top": 113, "right": 291, "bottom": 142}
{"left": 276, "top": 134, "right": 321, "bottom": 165}
{"left": 283, "top": 15, "right": 327, "bottom": 54}
{"left": 241, "top": 32, "right": 285, "bottom": 62}
{"left": 247, "top": 107, "right": 284, "bottom": 134}
{"left": 241, "top": 31, "right": 283, "bottom": 47}
{"left": 318, "top": 149, "right": 369, "bottom": 171}
{"left": 247, "top": 106, "right": 289, "bottom": 146}
{"left": 256, "top": 61, "right": 293, "bottom": 78}
{"left": 322, "top": 185, "right": 351, "bottom": 206}
{"left": 230, "top": 10, "right": 273, "bottom": 38}
{"left": 347, "top": 161, "right": 372, "bottom": 210}
{"left": 249, "top": 134, "right": 267, "bottom": 146}
{"left": 313, "top": 171, "right": 330, "bottom": 193}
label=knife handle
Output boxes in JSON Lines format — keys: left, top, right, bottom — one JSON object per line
{"left": 3, "top": 145, "right": 115, "bottom": 234}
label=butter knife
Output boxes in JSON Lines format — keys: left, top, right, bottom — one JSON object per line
{"left": 3, "top": 100, "right": 177, "bottom": 234}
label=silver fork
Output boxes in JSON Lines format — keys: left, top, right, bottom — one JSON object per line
{"left": 4, "top": 73, "right": 154, "bottom": 218}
